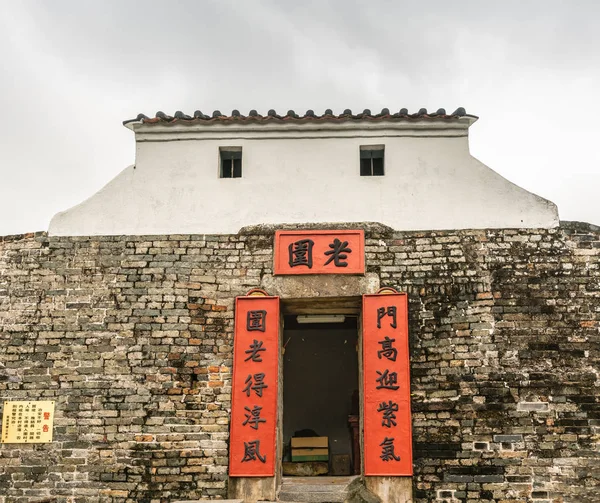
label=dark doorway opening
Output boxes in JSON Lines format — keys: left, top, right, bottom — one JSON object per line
{"left": 282, "top": 315, "right": 359, "bottom": 476}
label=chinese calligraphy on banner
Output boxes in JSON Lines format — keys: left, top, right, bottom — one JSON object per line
{"left": 363, "top": 293, "right": 413, "bottom": 476}
{"left": 1, "top": 401, "right": 55, "bottom": 444}
{"left": 274, "top": 230, "right": 364, "bottom": 275}
{"left": 229, "top": 296, "right": 280, "bottom": 476}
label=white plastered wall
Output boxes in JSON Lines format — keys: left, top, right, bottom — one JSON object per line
{"left": 49, "top": 119, "right": 558, "bottom": 236}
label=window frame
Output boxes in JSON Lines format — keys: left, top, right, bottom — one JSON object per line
{"left": 360, "top": 145, "right": 385, "bottom": 177}
{"left": 219, "top": 146, "right": 243, "bottom": 179}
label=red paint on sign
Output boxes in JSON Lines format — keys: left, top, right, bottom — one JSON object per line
{"left": 363, "top": 293, "right": 413, "bottom": 476}
{"left": 274, "top": 230, "right": 364, "bottom": 275}
{"left": 229, "top": 296, "right": 280, "bottom": 477}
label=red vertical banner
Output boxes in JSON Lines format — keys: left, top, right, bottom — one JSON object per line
{"left": 363, "top": 293, "right": 413, "bottom": 476}
{"left": 229, "top": 296, "right": 280, "bottom": 477}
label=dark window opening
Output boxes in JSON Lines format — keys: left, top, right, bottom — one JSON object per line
{"left": 220, "top": 148, "right": 242, "bottom": 178}
{"left": 360, "top": 146, "right": 385, "bottom": 176}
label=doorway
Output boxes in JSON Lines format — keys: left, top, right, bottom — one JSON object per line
{"left": 282, "top": 314, "right": 359, "bottom": 476}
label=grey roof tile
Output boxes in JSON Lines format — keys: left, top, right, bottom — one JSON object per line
{"left": 123, "top": 107, "right": 475, "bottom": 125}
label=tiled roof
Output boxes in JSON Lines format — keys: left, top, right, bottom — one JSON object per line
{"left": 123, "top": 107, "right": 474, "bottom": 126}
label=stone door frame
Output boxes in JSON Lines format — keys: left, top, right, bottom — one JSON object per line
{"left": 228, "top": 274, "right": 413, "bottom": 502}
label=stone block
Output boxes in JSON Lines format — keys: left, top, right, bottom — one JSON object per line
{"left": 444, "top": 474, "right": 473, "bottom": 483}
{"left": 493, "top": 434, "right": 524, "bottom": 443}
{"left": 517, "top": 402, "right": 549, "bottom": 412}
{"left": 474, "top": 475, "right": 504, "bottom": 483}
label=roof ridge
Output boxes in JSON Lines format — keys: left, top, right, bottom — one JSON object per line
{"left": 123, "top": 107, "right": 474, "bottom": 126}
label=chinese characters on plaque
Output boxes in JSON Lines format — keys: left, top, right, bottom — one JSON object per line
{"left": 363, "top": 293, "right": 413, "bottom": 476}
{"left": 1, "top": 401, "right": 55, "bottom": 444}
{"left": 274, "top": 230, "right": 364, "bottom": 275}
{"left": 229, "top": 296, "right": 279, "bottom": 476}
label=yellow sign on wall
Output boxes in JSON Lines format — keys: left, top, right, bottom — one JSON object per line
{"left": 1, "top": 401, "right": 55, "bottom": 444}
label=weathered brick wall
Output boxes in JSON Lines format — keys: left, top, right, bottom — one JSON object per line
{"left": 0, "top": 223, "right": 598, "bottom": 503}
{"left": 370, "top": 223, "right": 600, "bottom": 503}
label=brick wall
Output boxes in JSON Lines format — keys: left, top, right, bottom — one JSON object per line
{"left": 0, "top": 223, "right": 598, "bottom": 502}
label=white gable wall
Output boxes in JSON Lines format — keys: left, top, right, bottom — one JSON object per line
{"left": 49, "top": 120, "right": 558, "bottom": 235}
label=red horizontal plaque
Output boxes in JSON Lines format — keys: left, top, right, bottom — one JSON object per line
{"left": 229, "top": 296, "right": 280, "bottom": 477}
{"left": 274, "top": 230, "right": 364, "bottom": 275}
{"left": 363, "top": 292, "right": 413, "bottom": 476}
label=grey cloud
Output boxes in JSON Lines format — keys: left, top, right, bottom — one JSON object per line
{"left": 0, "top": 0, "right": 599, "bottom": 235}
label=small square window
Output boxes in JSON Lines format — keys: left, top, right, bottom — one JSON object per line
{"left": 220, "top": 147, "right": 242, "bottom": 178}
{"left": 360, "top": 146, "right": 384, "bottom": 176}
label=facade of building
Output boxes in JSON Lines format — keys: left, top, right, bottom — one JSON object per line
{"left": 0, "top": 108, "right": 598, "bottom": 503}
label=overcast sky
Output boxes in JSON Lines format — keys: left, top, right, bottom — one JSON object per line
{"left": 1, "top": 0, "right": 599, "bottom": 235}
